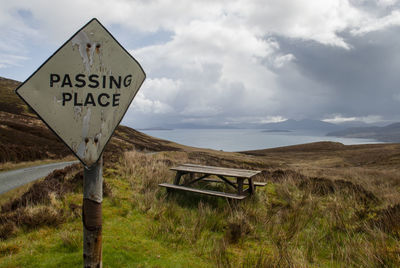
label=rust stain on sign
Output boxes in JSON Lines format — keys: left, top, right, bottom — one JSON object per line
{"left": 15, "top": 18, "right": 146, "bottom": 168}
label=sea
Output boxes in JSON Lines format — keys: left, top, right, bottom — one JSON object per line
{"left": 140, "top": 129, "right": 381, "bottom": 152}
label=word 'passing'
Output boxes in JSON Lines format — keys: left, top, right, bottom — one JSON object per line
{"left": 50, "top": 73, "right": 133, "bottom": 107}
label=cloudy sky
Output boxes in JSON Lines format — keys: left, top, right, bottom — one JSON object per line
{"left": 1, "top": 0, "right": 400, "bottom": 128}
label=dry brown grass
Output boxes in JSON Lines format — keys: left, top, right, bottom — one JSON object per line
{"left": 118, "top": 145, "right": 400, "bottom": 267}
{"left": 1, "top": 164, "right": 81, "bottom": 212}
{"left": 1, "top": 140, "right": 399, "bottom": 266}
{"left": 0, "top": 164, "right": 84, "bottom": 241}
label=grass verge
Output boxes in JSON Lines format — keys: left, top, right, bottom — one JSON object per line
{"left": 1, "top": 149, "right": 400, "bottom": 267}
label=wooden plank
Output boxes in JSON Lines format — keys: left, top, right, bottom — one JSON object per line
{"left": 159, "top": 183, "right": 247, "bottom": 200}
{"left": 216, "top": 175, "right": 237, "bottom": 189}
{"left": 173, "top": 171, "right": 183, "bottom": 185}
{"left": 171, "top": 164, "right": 261, "bottom": 178}
{"left": 201, "top": 178, "right": 267, "bottom": 186}
{"left": 185, "top": 174, "right": 210, "bottom": 186}
{"left": 181, "top": 164, "right": 260, "bottom": 177}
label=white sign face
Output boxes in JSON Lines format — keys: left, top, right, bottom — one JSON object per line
{"left": 16, "top": 18, "right": 146, "bottom": 167}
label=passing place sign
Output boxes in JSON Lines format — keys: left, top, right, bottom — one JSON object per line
{"left": 16, "top": 18, "right": 146, "bottom": 167}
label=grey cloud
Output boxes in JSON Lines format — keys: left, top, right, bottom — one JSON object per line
{"left": 274, "top": 27, "right": 400, "bottom": 121}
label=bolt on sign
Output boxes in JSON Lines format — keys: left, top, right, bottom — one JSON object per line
{"left": 15, "top": 18, "right": 146, "bottom": 168}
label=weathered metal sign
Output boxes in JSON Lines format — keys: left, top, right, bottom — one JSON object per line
{"left": 15, "top": 18, "right": 146, "bottom": 167}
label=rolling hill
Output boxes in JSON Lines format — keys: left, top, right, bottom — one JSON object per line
{"left": 327, "top": 123, "right": 400, "bottom": 142}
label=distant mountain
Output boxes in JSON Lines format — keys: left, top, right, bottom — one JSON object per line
{"left": 333, "top": 121, "right": 371, "bottom": 128}
{"left": 162, "top": 123, "right": 240, "bottom": 129}
{"left": 157, "top": 119, "right": 347, "bottom": 132}
{"left": 138, "top": 127, "right": 173, "bottom": 131}
{"left": 259, "top": 119, "right": 345, "bottom": 132}
{"left": 333, "top": 120, "right": 392, "bottom": 128}
{"left": 143, "top": 118, "right": 389, "bottom": 133}
{"left": 262, "top": 129, "right": 292, "bottom": 133}
{"left": 327, "top": 123, "right": 400, "bottom": 142}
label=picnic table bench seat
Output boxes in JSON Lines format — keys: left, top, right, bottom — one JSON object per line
{"left": 159, "top": 163, "right": 264, "bottom": 200}
{"left": 159, "top": 183, "right": 248, "bottom": 200}
{"left": 201, "top": 178, "right": 267, "bottom": 187}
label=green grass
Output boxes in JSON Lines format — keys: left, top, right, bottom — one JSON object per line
{"left": 1, "top": 149, "right": 400, "bottom": 267}
{"left": 0, "top": 166, "right": 212, "bottom": 268}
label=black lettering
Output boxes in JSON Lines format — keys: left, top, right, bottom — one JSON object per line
{"left": 74, "top": 92, "right": 83, "bottom": 106}
{"left": 123, "top": 75, "right": 132, "bottom": 87}
{"left": 110, "top": 76, "right": 121, "bottom": 89}
{"left": 102, "top": 75, "right": 106, "bottom": 89}
{"left": 84, "top": 93, "right": 96, "bottom": 106}
{"left": 112, "top": 93, "right": 120, "bottom": 106}
{"left": 98, "top": 93, "right": 110, "bottom": 107}
{"left": 88, "top": 74, "right": 99, "bottom": 88}
{"left": 62, "top": 92, "right": 72, "bottom": 106}
{"left": 50, "top": 74, "right": 60, "bottom": 87}
{"left": 61, "top": 74, "right": 73, "bottom": 87}
{"left": 75, "top": 74, "right": 86, "bottom": 88}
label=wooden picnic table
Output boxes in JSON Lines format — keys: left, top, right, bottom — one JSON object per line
{"left": 159, "top": 163, "right": 264, "bottom": 200}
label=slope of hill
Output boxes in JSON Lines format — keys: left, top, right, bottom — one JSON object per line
{"left": 0, "top": 77, "right": 185, "bottom": 164}
{"left": 241, "top": 141, "right": 400, "bottom": 167}
{"left": 327, "top": 123, "right": 400, "bottom": 142}
{"left": 0, "top": 77, "right": 35, "bottom": 116}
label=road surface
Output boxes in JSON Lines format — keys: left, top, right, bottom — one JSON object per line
{"left": 0, "top": 160, "right": 79, "bottom": 194}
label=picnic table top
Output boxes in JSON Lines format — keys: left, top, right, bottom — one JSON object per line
{"left": 170, "top": 163, "right": 261, "bottom": 179}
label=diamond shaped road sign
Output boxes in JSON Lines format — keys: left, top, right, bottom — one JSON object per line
{"left": 15, "top": 18, "right": 146, "bottom": 168}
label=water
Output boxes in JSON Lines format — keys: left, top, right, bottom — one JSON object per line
{"left": 140, "top": 129, "right": 380, "bottom": 152}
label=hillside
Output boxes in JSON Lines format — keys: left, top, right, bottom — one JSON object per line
{"left": 0, "top": 77, "right": 35, "bottom": 117}
{"left": 327, "top": 123, "right": 400, "bottom": 142}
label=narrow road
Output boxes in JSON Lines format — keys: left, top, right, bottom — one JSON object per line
{"left": 0, "top": 160, "right": 80, "bottom": 194}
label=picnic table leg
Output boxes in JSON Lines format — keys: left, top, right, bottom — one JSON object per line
{"left": 237, "top": 178, "right": 244, "bottom": 195}
{"left": 248, "top": 178, "right": 255, "bottom": 194}
{"left": 173, "top": 171, "right": 183, "bottom": 185}
{"left": 189, "top": 173, "right": 195, "bottom": 185}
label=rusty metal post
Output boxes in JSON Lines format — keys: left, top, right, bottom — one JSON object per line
{"left": 83, "top": 155, "right": 103, "bottom": 268}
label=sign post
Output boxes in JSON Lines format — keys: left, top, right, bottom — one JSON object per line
{"left": 15, "top": 18, "right": 145, "bottom": 267}
{"left": 83, "top": 156, "right": 103, "bottom": 267}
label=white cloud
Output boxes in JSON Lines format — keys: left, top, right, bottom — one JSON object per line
{"left": 1, "top": 0, "right": 399, "bottom": 127}
{"left": 377, "top": 0, "right": 399, "bottom": 7}
{"left": 0, "top": 0, "right": 375, "bottom": 53}
{"left": 233, "top": 0, "right": 364, "bottom": 49}
{"left": 273, "top": 54, "right": 296, "bottom": 68}
{"left": 260, "top": 116, "right": 287, "bottom": 124}
{"left": 0, "top": 53, "right": 28, "bottom": 68}
{"left": 132, "top": 18, "right": 282, "bottom": 120}
{"left": 130, "top": 17, "right": 281, "bottom": 121}
{"left": 132, "top": 92, "right": 174, "bottom": 114}
{"left": 139, "top": 78, "right": 181, "bottom": 103}
{"left": 323, "top": 114, "right": 384, "bottom": 124}
{"left": 129, "top": 78, "right": 180, "bottom": 115}
{"left": 323, "top": 115, "right": 358, "bottom": 123}
{"left": 351, "top": 10, "right": 400, "bottom": 35}
{"left": 224, "top": 115, "right": 287, "bottom": 125}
